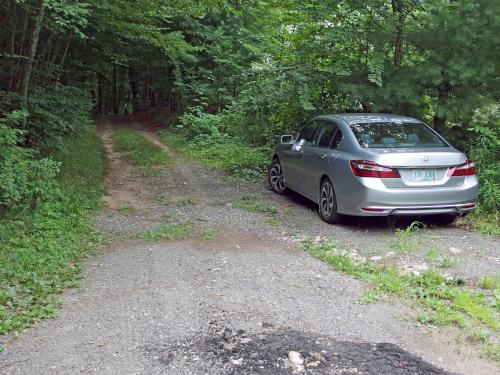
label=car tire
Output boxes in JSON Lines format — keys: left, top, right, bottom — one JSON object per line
{"left": 319, "top": 178, "right": 342, "bottom": 224}
{"left": 268, "top": 159, "right": 288, "bottom": 194}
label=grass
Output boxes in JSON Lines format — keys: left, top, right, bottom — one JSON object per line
{"left": 235, "top": 195, "right": 278, "bottom": 214}
{"left": 113, "top": 129, "right": 169, "bottom": 167}
{"left": 0, "top": 127, "right": 105, "bottom": 336}
{"left": 203, "top": 228, "right": 219, "bottom": 240}
{"left": 177, "top": 197, "right": 197, "bottom": 206}
{"left": 439, "top": 257, "right": 456, "bottom": 269}
{"left": 301, "top": 238, "right": 500, "bottom": 362}
{"left": 159, "top": 129, "right": 270, "bottom": 182}
{"left": 467, "top": 210, "right": 500, "bottom": 235}
{"left": 137, "top": 221, "right": 192, "bottom": 242}
{"left": 391, "top": 221, "right": 423, "bottom": 254}
{"left": 153, "top": 194, "right": 169, "bottom": 205}
{"left": 480, "top": 274, "right": 500, "bottom": 290}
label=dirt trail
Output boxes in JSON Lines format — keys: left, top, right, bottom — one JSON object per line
{"left": 0, "top": 120, "right": 498, "bottom": 375}
{"left": 100, "top": 120, "right": 156, "bottom": 212}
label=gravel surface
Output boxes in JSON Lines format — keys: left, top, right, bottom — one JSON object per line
{"left": 0, "top": 120, "right": 498, "bottom": 375}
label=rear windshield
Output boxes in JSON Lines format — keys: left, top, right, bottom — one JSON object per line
{"left": 350, "top": 122, "right": 447, "bottom": 148}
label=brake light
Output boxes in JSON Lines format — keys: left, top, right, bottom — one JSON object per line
{"left": 449, "top": 160, "right": 476, "bottom": 177}
{"left": 350, "top": 160, "right": 400, "bottom": 178}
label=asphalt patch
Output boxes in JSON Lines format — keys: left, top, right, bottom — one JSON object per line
{"left": 146, "top": 324, "right": 454, "bottom": 374}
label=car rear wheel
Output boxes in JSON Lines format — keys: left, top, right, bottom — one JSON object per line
{"left": 268, "top": 159, "right": 288, "bottom": 194}
{"left": 319, "top": 178, "right": 342, "bottom": 224}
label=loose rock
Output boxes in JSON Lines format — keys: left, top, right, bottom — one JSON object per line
{"left": 288, "top": 351, "right": 304, "bottom": 365}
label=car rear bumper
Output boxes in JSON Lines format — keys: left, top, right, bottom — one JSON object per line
{"left": 337, "top": 176, "right": 478, "bottom": 217}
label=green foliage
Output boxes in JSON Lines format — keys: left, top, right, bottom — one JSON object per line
{"left": 160, "top": 128, "right": 269, "bottom": 182}
{"left": 235, "top": 195, "right": 278, "bottom": 215}
{"left": 0, "top": 110, "right": 59, "bottom": 213}
{"left": 467, "top": 104, "right": 500, "bottom": 213}
{"left": 0, "top": 127, "right": 104, "bottom": 335}
{"left": 202, "top": 227, "right": 218, "bottom": 240}
{"left": 177, "top": 197, "right": 197, "bottom": 206}
{"left": 113, "top": 129, "right": 170, "bottom": 167}
{"left": 27, "top": 86, "right": 95, "bottom": 149}
{"left": 137, "top": 221, "right": 193, "bottom": 242}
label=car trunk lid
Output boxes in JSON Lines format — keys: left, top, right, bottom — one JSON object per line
{"left": 367, "top": 148, "right": 466, "bottom": 188}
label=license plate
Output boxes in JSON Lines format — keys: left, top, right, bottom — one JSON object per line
{"left": 412, "top": 169, "right": 437, "bottom": 181}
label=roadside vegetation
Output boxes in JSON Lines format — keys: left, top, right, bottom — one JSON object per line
{"left": 159, "top": 128, "right": 269, "bottom": 182}
{"left": 0, "top": 125, "right": 105, "bottom": 336}
{"left": 301, "top": 238, "right": 500, "bottom": 362}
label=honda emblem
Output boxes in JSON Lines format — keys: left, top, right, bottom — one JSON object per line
{"left": 423, "top": 156, "right": 430, "bottom": 163}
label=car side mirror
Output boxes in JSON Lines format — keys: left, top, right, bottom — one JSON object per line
{"left": 280, "top": 134, "right": 295, "bottom": 144}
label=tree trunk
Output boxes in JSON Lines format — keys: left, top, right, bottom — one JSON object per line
{"left": 7, "top": 4, "right": 18, "bottom": 91}
{"left": 13, "top": 8, "right": 29, "bottom": 92}
{"left": 433, "top": 80, "right": 451, "bottom": 132}
{"left": 17, "top": 0, "right": 46, "bottom": 113}
{"left": 392, "top": 0, "right": 404, "bottom": 67}
{"left": 97, "top": 73, "right": 104, "bottom": 114}
{"left": 112, "top": 65, "right": 119, "bottom": 114}
{"left": 128, "top": 66, "right": 139, "bottom": 112}
{"left": 59, "top": 32, "right": 73, "bottom": 68}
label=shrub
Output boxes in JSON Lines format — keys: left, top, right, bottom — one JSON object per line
{"left": 467, "top": 103, "right": 500, "bottom": 213}
{"left": 0, "top": 111, "right": 59, "bottom": 214}
{"left": 26, "top": 85, "right": 94, "bottom": 149}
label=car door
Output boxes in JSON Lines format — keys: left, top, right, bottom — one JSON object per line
{"left": 281, "top": 121, "right": 319, "bottom": 192}
{"left": 300, "top": 120, "right": 339, "bottom": 200}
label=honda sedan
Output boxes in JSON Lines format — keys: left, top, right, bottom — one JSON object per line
{"left": 268, "top": 114, "right": 478, "bottom": 224}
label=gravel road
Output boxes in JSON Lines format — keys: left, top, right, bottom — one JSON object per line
{"left": 0, "top": 119, "right": 498, "bottom": 375}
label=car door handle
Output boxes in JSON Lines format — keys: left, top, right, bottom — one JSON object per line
{"left": 319, "top": 153, "right": 327, "bottom": 159}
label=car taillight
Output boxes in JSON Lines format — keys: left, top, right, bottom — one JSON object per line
{"left": 350, "top": 160, "right": 400, "bottom": 178}
{"left": 449, "top": 160, "right": 476, "bottom": 177}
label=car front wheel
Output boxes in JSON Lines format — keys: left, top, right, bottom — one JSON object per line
{"left": 268, "top": 159, "right": 288, "bottom": 194}
{"left": 319, "top": 178, "right": 342, "bottom": 224}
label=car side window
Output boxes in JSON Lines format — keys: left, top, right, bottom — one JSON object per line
{"left": 316, "top": 121, "right": 338, "bottom": 148}
{"left": 330, "top": 128, "right": 343, "bottom": 149}
{"left": 297, "top": 121, "right": 319, "bottom": 146}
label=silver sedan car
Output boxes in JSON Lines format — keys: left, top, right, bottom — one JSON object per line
{"left": 268, "top": 113, "right": 478, "bottom": 224}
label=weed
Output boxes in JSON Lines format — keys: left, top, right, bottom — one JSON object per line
{"left": 426, "top": 247, "right": 440, "bottom": 263}
{"left": 203, "top": 228, "right": 218, "bottom": 240}
{"left": 114, "top": 129, "right": 169, "bottom": 167}
{"left": 177, "top": 197, "right": 197, "bottom": 206}
{"left": 484, "top": 343, "right": 500, "bottom": 362}
{"left": 467, "top": 211, "right": 500, "bottom": 235}
{"left": 153, "top": 194, "right": 169, "bottom": 205}
{"left": 118, "top": 204, "right": 135, "bottom": 214}
{"left": 358, "top": 290, "right": 382, "bottom": 304}
{"left": 391, "top": 221, "right": 423, "bottom": 254}
{"left": 262, "top": 217, "right": 281, "bottom": 226}
{"left": 235, "top": 195, "right": 278, "bottom": 214}
{"left": 479, "top": 274, "right": 500, "bottom": 290}
{"left": 470, "top": 329, "right": 489, "bottom": 343}
{"left": 137, "top": 222, "right": 192, "bottom": 242}
{"left": 439, "top": 257, "right": 456, "bottom": 269}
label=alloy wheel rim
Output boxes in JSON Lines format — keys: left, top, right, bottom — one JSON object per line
{"left": 320, "top": 182, "right": 334, "bottom": 217}
{"left": 270, "top": 164, "right": 285, "bottom": 192}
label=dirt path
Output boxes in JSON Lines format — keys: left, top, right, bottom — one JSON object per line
{"left": 0, "top": 120, "right": 498, "bottom": 375}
